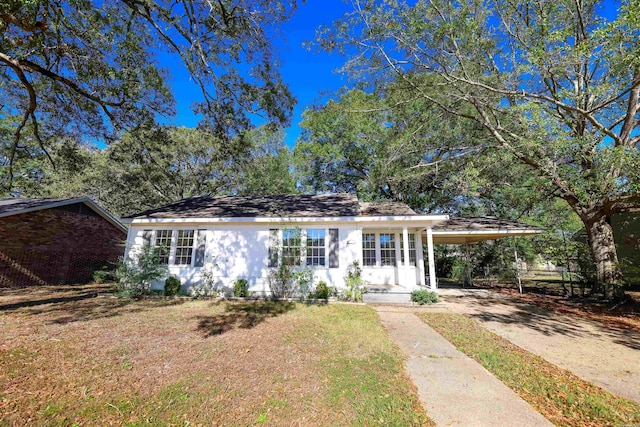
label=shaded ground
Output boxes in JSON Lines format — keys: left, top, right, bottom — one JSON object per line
{"left": 470, "top": 280, "right": 640, "bottom": 331}
{"left": 437, "top": 288, "right": 640, "bottom": 403}
{"left": 0, "top": 285, "right": 428, "bottom": 426}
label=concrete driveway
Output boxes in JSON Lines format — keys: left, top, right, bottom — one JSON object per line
{"left": 438, "top": 288, "right": 640, "bottom": 404}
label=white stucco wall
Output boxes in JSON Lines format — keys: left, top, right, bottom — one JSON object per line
{"left": 123, "top": 216, "right": 439, "bottom": 295}
{"left": 125, "top": 223, "right": 364, "bottom": 295}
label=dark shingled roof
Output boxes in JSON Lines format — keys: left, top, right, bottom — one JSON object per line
{"left": 125, "top": 194, "right": 423, "bottom": 219}
{"left": 124, "top": 194, "right": 363, "bottom": 219}
{"left": 359, "top": 202, "right": 416, "bottom": 216}
{"left": 0, "top": 198, "right": 71, "bottom": 217}
{"left": 433, "top": 217, "right": 541, "bottom": 232}
{"left": 0, "top": 197, "right": 127, "bottom": 233}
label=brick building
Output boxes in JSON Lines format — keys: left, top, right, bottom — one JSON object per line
{"left": 0, "top": 198, "right": 127, "bottom": 287}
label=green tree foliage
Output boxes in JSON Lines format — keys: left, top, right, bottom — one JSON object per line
{"left": 317, "top": 0, "right": 640, "bottom": 294}
{"left": 238, "top": 126, "right": 297, "bottom": 195}
{"left": 91, "top": 126, "right": 248, "bottom": 216}
{"left": 0, "top": 0, "right": 298, "bottom": 194}
{"left": 293, "top": 87, "right": 481, "bottom": 210}
{"left": 12, "top": 124, "right": 297, "bottom": 216}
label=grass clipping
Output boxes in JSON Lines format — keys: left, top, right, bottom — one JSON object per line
{"left": 418, "top": 312, "right": 640, "bottom": 427}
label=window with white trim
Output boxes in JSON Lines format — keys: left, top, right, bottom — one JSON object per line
{"left": 282, "top": 228, "right": 302, "bottom": 266}
{"left": 155, "top": 230, "right": 173, "bottom": 265}
{"left": 362, "top": 233, "right": 376, "bottom": 266}
{"left": 174, "top": 229, "right": 195, "bottom": 265}
{"left": 400, "top": 233, "right": 417, "bottom": 266}
{"left": 380, "top": 233, "right": 396, "bottom": 266}
{"left": 306, "top": 229, "right": 326, "bottom": 266}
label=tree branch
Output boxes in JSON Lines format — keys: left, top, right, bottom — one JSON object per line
{"left": 618, "top": 67, "right": 640, "bottom": 147}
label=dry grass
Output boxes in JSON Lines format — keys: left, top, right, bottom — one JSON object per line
{"left": 418, "top": 312, "right": 640, "bottom": 427}
{"left": 0, "top": 285, "right": 429, "bottom": 426}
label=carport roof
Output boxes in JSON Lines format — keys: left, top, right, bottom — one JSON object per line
{"left": 430, "top": 217, "right": 543, "bottom": 244}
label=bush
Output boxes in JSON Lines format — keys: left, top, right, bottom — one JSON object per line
{"left": 314, "top": 281, "right": 330, "bottom": 299}
{"left": 293, "top": 267, "right": 314, "bottom": 298}
{"left": 115, "top": 245, "right": 168, "bottom": 296}
{"left": 93, "top": 266, "right": 116, "bottom": 284}
{"left": 411, "top": 290, "right": 439, "bottom": 305}
{"left": 268, "top": 263, "right": 293, "bottom": 298}
{"left": 233, "top": 279, "right": 249, "bottom": 297}
{"left": 164, "top": 276, "right": 182, "bottom": 296}
{"left": 189, "top": 267, "right": 221, "bottom": 298}
{"left": 341, "top": 261, "right": 366, "bottom": 302}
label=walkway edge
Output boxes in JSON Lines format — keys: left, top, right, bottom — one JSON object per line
{"left": 376, "top": 307, "right": 553, "bottom": 427}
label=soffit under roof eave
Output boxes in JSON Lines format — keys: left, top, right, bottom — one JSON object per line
{"left": 124, "top": 214, "right": 450, "bottom": 227}
{"left": 427, "top": 229, "right": 543, "bottom": 245}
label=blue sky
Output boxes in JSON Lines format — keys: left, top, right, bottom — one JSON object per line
{"left": 162, "top": 0, "right": 622, "bottom": 148}
{"left": 165, "top": 1, "right": 351, "bottom": 148}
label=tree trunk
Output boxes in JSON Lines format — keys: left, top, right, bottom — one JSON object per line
{"left": 583, "top": 210, "right": 624, "bottom": 299}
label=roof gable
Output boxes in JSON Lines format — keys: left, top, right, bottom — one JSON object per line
{"left": 0, "top": 197, "right": 126, "bottom": 233}
{"left": 0, "top": 198, "right": 71, "bottom": 216}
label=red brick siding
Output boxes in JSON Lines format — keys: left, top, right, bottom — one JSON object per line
{"left": 0, "top": 204, "right": 126, "bottom": 287}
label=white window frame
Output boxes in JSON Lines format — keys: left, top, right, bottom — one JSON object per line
{"left": 272, "top": 228, "right": 329, "bottom": 268}
{"left": 306, "top": 229, "right": 326, "bottom": 267}
{"left": 282, "top": 228, "right": 303, "bottom": 266}
{"left": 362, "top": 233, "right": 377, "bottom": 267}
{"left": 362, "top": 231, "right": 418, "bottom": 268}
{"left": 174, "top": 229, "right": 196, "bottom": 266}
{"left": 400, "top": 233, "right": 417, "bottom": 267}
{"left": 154, "top": 229, "right": 173, "bottom": 265}
{"left": 379, "top": 233, "right": 397, "bottom": 267}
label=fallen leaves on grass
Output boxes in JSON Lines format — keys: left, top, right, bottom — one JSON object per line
{"left": 0, "top": 286, "right": 430, "bottom": 426}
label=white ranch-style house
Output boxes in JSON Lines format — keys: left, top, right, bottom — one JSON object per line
{"left": 121, "top": 194, "right": 541, "bottom": 295}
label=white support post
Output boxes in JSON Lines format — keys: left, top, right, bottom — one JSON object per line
{"left": 426, "top": 227, "right": 437, "bottom": 291}
{"left": 123, "top": 225, "right": 133, "bottom": 260}
{"left": 416, "top": 230, "right": 426, "bottom": 287}
{"left": 402, "top": 227, "right": 411, "bottom": 289}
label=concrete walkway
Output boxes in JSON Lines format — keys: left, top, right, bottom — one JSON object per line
{"left": 376, "top": 307, "right": 553, "bottom": 427}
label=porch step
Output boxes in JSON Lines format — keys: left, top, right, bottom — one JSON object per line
{"left": 363, "top": 286, "right": 412, "bottom": 304}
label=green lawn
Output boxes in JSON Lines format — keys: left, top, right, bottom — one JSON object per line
{"left": 418, "top": 312, "right": 640, "bottom": 427}
{"left": 0, "top": 285, "right": 429, "bottom": 426}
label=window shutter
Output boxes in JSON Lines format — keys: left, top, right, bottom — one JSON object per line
{"left": 193, "top": 230, "right": 206, "bottom": 267}
{"left": 142, "top": 230, "right": 152, "bottom": 246}
{"left": 329, "top": 228, "right": 339, "bottom": 268}
{"left": 268, "top": 229, "right": 279, "bottom": 268}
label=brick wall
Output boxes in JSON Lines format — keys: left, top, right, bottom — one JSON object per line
{"left": 0, "top": 204, "right": 126, "bottom": 287}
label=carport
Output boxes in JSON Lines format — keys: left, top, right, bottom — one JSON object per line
{"left": 422, "top": 217, "right": 543, "bottom": 290}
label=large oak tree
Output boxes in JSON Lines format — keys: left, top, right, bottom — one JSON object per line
{"left": 317, "top": 0, "right": 640, "bottom": 294}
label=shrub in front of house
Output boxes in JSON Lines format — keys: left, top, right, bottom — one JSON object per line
{"left": 234, "top": 279, "right": 249, "bottom": 297}
{"left": 93, "top": 266, "right": 117, "bottom": 284}
{"left": 341, "top": 261, "right": 366, "bottom": 302}
{"left": 115, "top": 245, "right": 168, "bottom": 296}
{"left": 164, "top": 276, "right": 182, "bottom": 296}
{"left": 314, "top": 281, "right": 330, "bottom": 299}
{"left": 411, "top": 290, "right": 439, "bottom": 305}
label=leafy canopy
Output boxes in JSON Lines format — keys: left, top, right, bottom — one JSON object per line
{"left": 0, "top": 0, "right": 298, "bottom": 193}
